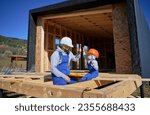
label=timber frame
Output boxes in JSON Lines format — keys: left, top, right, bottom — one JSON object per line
{"left": 0, "top": 72, "right": 142, "bottom": 98}
{"left": 27, "top": 0, "right": 136, "bottom": 74}
{"left": 27, "top": 0, "right": 150, "bottom": 78}
{"left": 0, "top": 0, "right": 147, "bottom": 98}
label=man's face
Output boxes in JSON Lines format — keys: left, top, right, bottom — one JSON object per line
{"left": 62, "top": 44, "right": 71, "bottom": 53}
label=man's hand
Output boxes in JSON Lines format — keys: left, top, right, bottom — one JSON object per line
{"left": 63, "top": 76, "right": 71, "bottom": 83}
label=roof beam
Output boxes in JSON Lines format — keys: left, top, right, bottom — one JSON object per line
{"left": 43, "top": 5, "right": 112, "bottom": 20}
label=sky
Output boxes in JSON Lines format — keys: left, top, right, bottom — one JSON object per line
{"left": 0, "top": 0, "right": 150, "bottom": 40}
{"left": 0, "top": 0, "right": 65, "bottom": 39}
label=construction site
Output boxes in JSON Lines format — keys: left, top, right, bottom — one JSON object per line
{"left": 0, "top": 0, "right": 150, "bottom": 98}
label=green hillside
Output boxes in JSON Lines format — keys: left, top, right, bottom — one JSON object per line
{"left": 0, "top": 35, "right": 27, "bottom": 55}
{"left": 0, "top": 35, "right": 27, "bottom": 71}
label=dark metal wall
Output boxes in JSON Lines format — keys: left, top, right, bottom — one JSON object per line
{"left": 133, "top": 0, "right": 150, "bottom": 78}
{"left": 27, "top": 14, "right": 36, "bottom": 71}
{"left": 126, "top": 0, "right": 141, "bottom": 75}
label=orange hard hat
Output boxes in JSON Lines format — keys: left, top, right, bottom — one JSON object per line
{"left": 88, "top": 48, "right": 99, "bottom": 58}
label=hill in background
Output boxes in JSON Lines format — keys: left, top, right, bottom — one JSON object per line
{"left": 0, "top": 35, "right": 27, "bottom": 71}
{"left": 0, "top": 35, "right": 27, "bottom": 56}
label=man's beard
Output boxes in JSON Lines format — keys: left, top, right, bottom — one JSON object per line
{"left": 64, "top": 48, "right": 69, "bottom": 54}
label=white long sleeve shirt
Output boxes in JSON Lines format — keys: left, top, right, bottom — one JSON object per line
{"left": 50, "top": 46, "right": 80, "bottom": 78}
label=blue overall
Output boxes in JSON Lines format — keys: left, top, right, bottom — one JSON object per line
{"left": 79, "top": 60, "right": 99, "bottom": 82}
{"left": 52, "top": 52, "right": 77, "bottom": 85}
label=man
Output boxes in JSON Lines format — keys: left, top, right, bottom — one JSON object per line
{"left": 50, "top": 37, "right": 81, "bottom": 85}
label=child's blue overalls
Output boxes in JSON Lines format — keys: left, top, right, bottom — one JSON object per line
{"left": 52, "top": 52, "right": 77, "bottom": 85}
{"left": 79, "top": 60, "right": 99, "bottom": 82}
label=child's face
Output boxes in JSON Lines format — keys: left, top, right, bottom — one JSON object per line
{"left": 87, "top": 55, "right": 92, "bottom": 60}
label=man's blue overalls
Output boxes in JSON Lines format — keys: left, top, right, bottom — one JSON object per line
{"left": 52, "top": 52, "right": 77, "bottom": 85}
{"left": 79, "top": 60, "right": 99, "bottom": 82}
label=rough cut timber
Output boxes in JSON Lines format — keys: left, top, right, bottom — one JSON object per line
{"left": 0, "top": 73, "right": 142, "bottom": 98}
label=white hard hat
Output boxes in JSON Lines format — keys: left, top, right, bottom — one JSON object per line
{"left": 60, "top": 37, "right": 74, "bottom": 47}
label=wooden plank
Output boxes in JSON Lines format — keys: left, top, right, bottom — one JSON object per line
{"left": 0, "top": 73, "right": 51, "bottom": 82}
{"left": 0, "top": 77, "right": 97, "bottom": 98}
{"left": 72, "top": 31, "right": 77, "bottom": 69}
{"left": 81, "top": 80, "right": 138, "bottom": 98}
{"left": 112, "top": 2, "right": 132, "bottom": 73}
{"left": 44, "top": 22, "right": 49, "bottom": 72}
{"left": 96, "top": 80, "right": 140, "bottom": 98}
{"left": 142, "top": 78, "right": 150, "bottom": 81}
{"left": 66, "top": 80, "right": 116, "bottom": 89}
{"left": 0, "top": 77, "right": 141, "bottom": 98}
{"left": 0, "top": 73, "right": 142, "bottom": 98}
{"left": 43, "top": 5, "right": 112, "bottom": 19}
{"left": 35, "top": 17, "right": 45, "bottom": 73}
{"left": 55, "top": 24, "right": 61, "bottom": 36}
{"left": 0, "top": 72, "right": 141, "bottom": 81}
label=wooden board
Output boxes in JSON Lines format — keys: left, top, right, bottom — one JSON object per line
{"left": 0, "top": 73, "right": 142, "bottom": 98}
{"left": 35, "top": 17, "right": 45, "bottom": 73}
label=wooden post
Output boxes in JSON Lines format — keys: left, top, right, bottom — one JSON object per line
{"left": 71, "top": 32, "right": 76, "bottom": 69}
{"left": 44, "top": 22, "right": 49, "bottom": 72}
{"left": 112, "top": 2, "right": 132, "bottom": 73}
{"left": 35, "top": 17, "right": 45, "bottom": 73}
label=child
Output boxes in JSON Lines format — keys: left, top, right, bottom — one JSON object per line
{"left": 79, "top": 47, "right": 99, "bottom": 82}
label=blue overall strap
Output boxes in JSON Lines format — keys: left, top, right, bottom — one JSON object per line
{"left": 88, "top": 60, "right": 96, "bottom": 72}
{"left": 57, "top": 52, "right": 70, "bottom": 75}
{"left": 52, "top": 51, "right": 69, "bottom": 85}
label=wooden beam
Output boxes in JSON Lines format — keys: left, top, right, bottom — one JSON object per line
{"left": 35, "top": 17, "right": 45, "bottom": 73}
{"left": 43, "top": 5, "right": 112, "bottom": 20}
{"left": 97, "top": 80, "right": 139, "bottom": 98}
{"left": 81, "top": 80, "right": 139, "bottom": 98}
{"left": 112, "top": 2, "right": 132, "bottom": 73}
{"left": 44, "top": 22, "right": 49, "bottom": 72}
{"left": 66, "top": 80, "right": 116, "bottom": 89}
{"left": 0, "top": 73, "right": 142, "bottom": 98}
{"left": 142, "top": 78, "right": 150, "bottom": 81}
{"left": 0, "top": 77, "right": 141, "bottom": 98}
